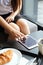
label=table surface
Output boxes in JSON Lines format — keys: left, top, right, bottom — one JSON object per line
{"left": 25, "top": 30, "right": 43, "bottom": 56}
{"left": 18, "top": 30, "right": 43, "bottom": 57}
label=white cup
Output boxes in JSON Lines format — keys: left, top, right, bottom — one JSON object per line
{"left": 38, "top": 38, "right": 43, "bottom": 55}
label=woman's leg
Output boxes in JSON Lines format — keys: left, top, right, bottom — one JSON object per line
{"left": 16, "top": 18, "right": 30, "bottom": 35}
{"left": 8, "top": 22, "right": 20, "bottom": 40}
{"left": 0, "top": 16, "right": 25, "bottom": 40}
{"left": 9, "top": 22, "right": 20, "bottom": 31}
{"left": 0, "top": 16, "right": 20, "bottom": 40}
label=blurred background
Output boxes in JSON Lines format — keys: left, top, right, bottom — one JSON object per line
{"left": 21, "top": 0, "right": 43, "bottom": 30}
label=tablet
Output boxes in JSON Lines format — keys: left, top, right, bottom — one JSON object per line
{"left": 18, "top": 35, "right": 38, "bottom": 50}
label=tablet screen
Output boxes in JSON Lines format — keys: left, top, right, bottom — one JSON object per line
{"left": 24, "top": 36, "right": 37, "bottom": 46}
{"left": 18, "top": 35, "right": 38, "bottom": 49}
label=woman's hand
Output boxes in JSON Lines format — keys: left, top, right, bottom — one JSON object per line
{"left": 9, "top": 30, "right": 26, "bottom": 41}
{"left": 15, "top": 31, "right": 26, "bottom": 41}
{"left": 6, "top": 15, "right": 14, "bottom": 23}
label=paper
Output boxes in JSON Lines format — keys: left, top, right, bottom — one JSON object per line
{"left": 18, "top": 57, "right": 29, "bottom": 65}
{"left": 18, "top": 57, "right": 37, "bottom": 65}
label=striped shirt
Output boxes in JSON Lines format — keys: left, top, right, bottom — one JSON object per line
{"left": 0, "top": 0, "right": 13, "bottom": 15}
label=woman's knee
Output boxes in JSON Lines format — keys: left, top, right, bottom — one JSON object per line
{"left": 9, "top": 22, "right": 20, "bottom": 31}
{"left": 16, "top": 18, "right": 30, "bottom": 35}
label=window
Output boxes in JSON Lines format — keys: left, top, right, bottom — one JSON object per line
{"left": 22, "top": 0, "right": 38, "bottom": 22}
{"left": 22, "top": 0, "right": 43, "bottom": 27}
{"left": 37, "top": 0, "right": 43, "bottom": 25}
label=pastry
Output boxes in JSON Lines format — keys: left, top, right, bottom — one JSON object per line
{"left": 0, "top": 50, "right": 13, "bottom": 65}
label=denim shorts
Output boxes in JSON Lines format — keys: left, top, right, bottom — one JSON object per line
{"left": 1, "top": 13, "right": 22, "bottom": 23}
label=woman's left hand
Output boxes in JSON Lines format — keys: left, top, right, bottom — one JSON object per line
{"left": 6, "top": 15, "right": 14, "bottom": 23}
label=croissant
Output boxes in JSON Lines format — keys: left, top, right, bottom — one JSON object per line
{"left": 0, "top": 50, "right": 13, "bottom": 65}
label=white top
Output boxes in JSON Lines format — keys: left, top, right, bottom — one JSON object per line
{"left": 0, "top": 0, "right": 13, "bottom": 15}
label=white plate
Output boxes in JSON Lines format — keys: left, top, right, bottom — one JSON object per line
{"left": 0, "top": 48, "right": 22, "bottom": 65}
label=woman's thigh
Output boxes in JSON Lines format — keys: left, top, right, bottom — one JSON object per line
{"left": 16, "top": 18, "right": 30, "bottom": 35}
{"left": 8, "top": 22, "right": 20, "bottom": 40}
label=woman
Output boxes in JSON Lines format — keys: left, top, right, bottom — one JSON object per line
{"left": 0, "top": 0, "right": 30, "bottom": 41}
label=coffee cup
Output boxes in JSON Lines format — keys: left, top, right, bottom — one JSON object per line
{"left": 38, "top": 38, "right": 43, "bottom": 55}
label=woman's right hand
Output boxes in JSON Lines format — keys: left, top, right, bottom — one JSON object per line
{"left": 9, "top": 30, "right": 26, "bottom": 41}
{"left": 14, "top": 31, "right": 26, "bottom": 41}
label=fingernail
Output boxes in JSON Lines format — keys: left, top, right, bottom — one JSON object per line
{"left": 15, "top": 38, "right": 18, "bottom": 41}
